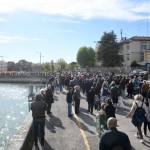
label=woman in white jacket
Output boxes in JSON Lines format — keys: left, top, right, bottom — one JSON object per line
{"left": 101, "top": 82, "right": 109, "bottom": 104}
{"left": 126, "top": 94, "right": 146, "bottom": 143}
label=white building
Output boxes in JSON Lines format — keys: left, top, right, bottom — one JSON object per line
{"left": 0, "top": 61, "right": 7, "bottom": 71}
{"left": 121, "top": 36, "right": 150, "bottom": 70}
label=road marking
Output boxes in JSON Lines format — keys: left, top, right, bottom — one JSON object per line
{"left": 72, "top": 109, "right": 90, "bottom": 150}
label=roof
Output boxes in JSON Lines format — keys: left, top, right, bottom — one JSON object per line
{"left": 121, "top": 36, "right": 150, "bottom": 44}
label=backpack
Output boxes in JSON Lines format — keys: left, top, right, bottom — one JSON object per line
{"left": 102, "top": 88, "right": 109, "bottom": 96}
{"left": 131, "top": 102, "right": 147, "bottom": 126}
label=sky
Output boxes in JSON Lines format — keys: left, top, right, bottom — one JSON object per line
{"left": 0, "top": 0, "right": 150, "bottom": 64}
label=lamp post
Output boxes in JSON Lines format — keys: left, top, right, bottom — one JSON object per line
{"left": 36, "top": 52, "right": 41, "bottom": 75}
{"left": 36, "top": 52, "right": 42, "bottom": 85}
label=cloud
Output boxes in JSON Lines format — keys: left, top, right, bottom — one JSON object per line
{"left": 0, "top": 35, "right": 45, "bottom": 44}
{"left": 59, "top": 19, "right": 80, "bottom": 24}
{"left": 0, "top": 0, "right": 149, "bottom": 21}
{"left": 0, "top": 18, "right": 7, "bottom": 22}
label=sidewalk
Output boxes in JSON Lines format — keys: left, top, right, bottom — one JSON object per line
{"left": 31, "top": 92, "right": 150, "bottom": 150}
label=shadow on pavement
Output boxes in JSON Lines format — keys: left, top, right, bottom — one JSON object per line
{"left": 45, "top": 118, "right": 56, "bottom": 133}
{"left": 77, "top": 107, "right": 96, "bottom": 127}
{"left": 143, "top": 140, "right": 150, "bottom": 148}
{"left": 131, "top": 146, "right": 136, "bottom": 150}
{"left": 32, "top": 139, "right": 55, "bottom": 150}
{"left": 42, "top": 139, "right": 55, "bottom": 150}
{"left": 71, "top": 115, "right": 95, "bottom": 135}
{"left": 115, "top": 108, "right": 129, "bottom": 116}
{"left": 45, "top": 115, "right": 65, "bottom": 132}
{"left": 123, "top": 101, "right": 133, "bottom": 108}
{"left": 54, "top": 95, "right": 59, "bottom": 101}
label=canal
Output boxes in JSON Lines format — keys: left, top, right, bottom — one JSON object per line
{"left": 0, "top": 83, "right": 36, "bottom": 150}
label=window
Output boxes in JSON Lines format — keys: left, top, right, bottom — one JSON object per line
{"left": 141, "top": 45, "right": 147, "bottom": 49}
{"left": 126, "top": 45, "right": 130, "bottom": 50}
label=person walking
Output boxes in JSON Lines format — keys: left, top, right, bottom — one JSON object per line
{"left": 31, "top": 94, "right": 48, "bottom": 147}
{"left": 127, "top": 79, "right": 134, "bottom": 99}
{"left": 87, "top": 86, "right": 95, "bottom": 115}
{"left": 99, "top": 117, "right": 132, "bottom": 150}
{"left": 46, "top": 84, "right": 54, "bottom": 114}
{"left": 143, "top": 101, "right": 150, "bottom": 136}
{"left": 40, "top": 88, "right": 46, "bottom": 102}
{"left": 66, "top": 87, "right": 74, "bottom": 117}
{"left": 104, "top": 99, "right": 116, "bottom": 125}
{"left": 74, "top": 85, "right": 81, "bottom": 114}
{"left": 101, "top": 82, "right": 109, "bottom": 104}
{"left": 126, "top": 94, "right": 146, "bottom": 143}
{"left": 141, "top": 80, "right": 149, "bottom": 101}
{"left": 110, "top": 82, "right": 119, "bottom": 108}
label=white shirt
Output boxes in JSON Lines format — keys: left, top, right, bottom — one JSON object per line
{"left": 130, "top": 101, "right": 146, "bottom": 113}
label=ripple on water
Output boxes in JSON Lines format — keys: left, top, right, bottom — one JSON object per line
{"left": 0, "top": 83, "right": 30, "bottom": 150}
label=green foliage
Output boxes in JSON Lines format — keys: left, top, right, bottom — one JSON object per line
{"left": 57, "top": 58, "right": 67, "bottom": 69}
{"left": 130, "top": 61, "right": 141, "bottom": 67}
{"left": 7, "top": 61, "right": 16, "bottom": 71}
{"left": 43, "top": 62, "right": 50, "bottom": 71}
{"left": 76, "top": 46, "right": 96, "bottom": 67}
{"left": 97, "top": 31, "right": 123, "bottom": 67}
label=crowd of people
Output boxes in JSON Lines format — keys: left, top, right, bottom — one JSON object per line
{"left": 30, "top": 70, "right": 150, "bottom": 149}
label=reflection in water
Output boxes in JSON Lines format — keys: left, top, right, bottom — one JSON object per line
{"left": 0, "top": 83, "right": 34, "bottom": 150}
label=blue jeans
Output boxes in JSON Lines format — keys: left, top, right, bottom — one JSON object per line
{"left": 33, "top": 119, "right": 45, "bottom": 145}
{"left": 59, "top": 84, "right": 62, "bottom": 92}
{"left": 68, "top": 103, "right": 72, "bottom": 116}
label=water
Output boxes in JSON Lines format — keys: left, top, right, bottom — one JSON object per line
{"left": 0, "top": 83, "right": 34, "bottom": 150}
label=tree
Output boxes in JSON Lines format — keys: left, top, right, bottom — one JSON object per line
{"left": 76, "top": 46, "right": 96, "bottom": 67}
{"left": 7, "top": 61, "right": 16, "bottom": 71}
{"left": 16, "top": 59, "right": 32, "bottom": 71}
{"left": 57, "top": 58, "right": 67, "bottom": 69}
{"left": 43, "top": 62, "right": 51, "bottom": 71}
{"left": 97, "top": 31, "right": 123, "bottom": 67}
{"left": 130, "top": 61, "right": 141, "bottom": 67}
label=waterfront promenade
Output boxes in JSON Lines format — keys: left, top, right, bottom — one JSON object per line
{"left": 0, "top": 75, "right": 48, "bottom": 84}
{"left": 31, "top": 92, "right": 150, "bottom": 150}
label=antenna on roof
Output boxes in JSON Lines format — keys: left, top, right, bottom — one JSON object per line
{"left": 147, "top": 0, "right": 149, "bottom": 36}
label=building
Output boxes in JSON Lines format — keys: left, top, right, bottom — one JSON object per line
{"left": 121, "top": 36, "right": 150, "bottom": 71}
{"left": 95, "top": 41, "right": 101, "bottom": 67}
{"left": 0, "top": 61, "right": 7, "bottom": 72}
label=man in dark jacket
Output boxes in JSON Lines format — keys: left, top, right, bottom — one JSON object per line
{"left": 110, "top": 83, "right": 119, "bottom": 108}
{"left": 66, "top": 87, "right": 74, "bottom": 117}
{"left": 31, "top": 94, "right": 48, "bottom": 147}
{"left": 46, "top": 84, "right": 54, "bottom": 114}
{"left": 99, "top": 117, "right": 132, "bottom": 150}
{"left": 87, "top": 86, "right": 95, "bottom": 114}
{"left": 74, "top": 85, "right": 81, "bottom": 114}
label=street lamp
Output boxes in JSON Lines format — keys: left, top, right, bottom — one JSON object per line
{"left": 36, "top": 52, "right": 41, "bottom": 75}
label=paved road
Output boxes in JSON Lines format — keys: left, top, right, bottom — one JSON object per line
{"left": 32, "top": 91, "right": 150, "bottom": 150}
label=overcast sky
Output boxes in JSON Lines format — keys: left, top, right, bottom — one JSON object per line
{"left": 0, "top": 0, "right": 150, "bottom": 63}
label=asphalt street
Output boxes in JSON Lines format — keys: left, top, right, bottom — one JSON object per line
{"left": 32, "top": 91, "right": 150, "bottom": 150}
